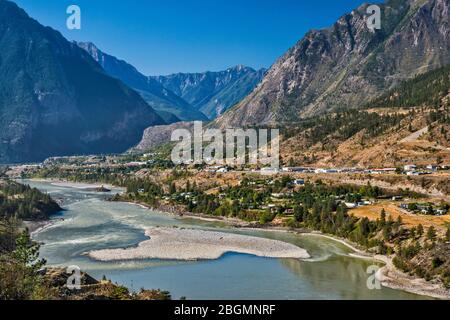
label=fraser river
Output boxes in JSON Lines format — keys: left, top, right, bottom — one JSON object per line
{"left": 26, "top": 180, "right": 426, "bottom": 300}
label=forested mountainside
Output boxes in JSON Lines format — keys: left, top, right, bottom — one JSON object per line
{"left": 0, "top": 1, "right": 164, "bottom": 164}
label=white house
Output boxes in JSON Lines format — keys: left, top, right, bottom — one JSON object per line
{"left": 404, "top": 164, "right": 417, "bottom": 171}
{"left": 260, "top": 167, "right": 280, "bottom": 174}
{"left": 293, "top": 179, "right": 305, "bottom": 186}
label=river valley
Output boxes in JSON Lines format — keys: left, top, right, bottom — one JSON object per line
{"left": 25, "top": 180, "right": 427, "bottom": 300}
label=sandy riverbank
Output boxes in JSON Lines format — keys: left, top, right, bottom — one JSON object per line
{"left": 375, "top": 255, "right": 450, "bottom": 300}
{"left": 25, "top": 178, "right": 120, "bottom": 191}
{"left": 23, "top": 220, "right": 52, "bottom": 234}
{"left": 125, "top": 201, "right": 252, "bottom": 227}
{"left": 293, "top": 233, "right": 449, "bottom": 299}
{"left": 49, "top": 181, "right": 116, "bottom": 190}
{"left": 300, "top": 234, "right": 449, "bottom": 299}
{"left": 87, "top": 227, "right": 310, "bottom": 261}
{"left": 23, "top": 218, "right": 64, "bottom": 235}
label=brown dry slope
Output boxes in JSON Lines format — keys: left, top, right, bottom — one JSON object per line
{"left": 350, "top": 202, "right": 450, "bottom": 233}
{"left": 281, "top": 107, "right": 450, "bottom": 168}
{"left": 215, "top": 0, "right": 450, "bottom": 128}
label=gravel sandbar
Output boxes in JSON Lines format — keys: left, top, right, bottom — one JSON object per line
{"left": 88, "top": 227, "right": 310, "bottom": 261}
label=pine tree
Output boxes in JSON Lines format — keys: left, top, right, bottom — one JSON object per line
{"left": 426, "top": 226, "right": 437, "bottom": 242}
{"left": 394, "top": 216, "right": 403, "bottom": 231}
{"left": 380, "top": 209, "right": 386, "bottom": 225}
{"left": 417, "top": 224, "right": 424, "bottom": 237}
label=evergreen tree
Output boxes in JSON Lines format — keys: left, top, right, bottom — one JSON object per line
{"left": 417, "top": 224, "right": 424, "bottom": 237}
{"left": 380, "top": 209, "right": 386, "bottom": 226}
{"left": 426, "top": 226, "right": 437, "bottom": 242}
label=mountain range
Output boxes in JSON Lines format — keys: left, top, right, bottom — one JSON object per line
{"left": 0, "top": 0, "right": 164, "bottom": 163}
{"left": 77, "top": 42, "right": 208, "bottom": 123}
{"left": 78, "top": 42, "right": 265, "bottom": 122}
{"left": 1, "top": 0, "right": 449, "bottom": 164}
{"left": 0, "top": 0, "right": 265, "bottom": 163}
{"left": 215, "top": 0, "right": 449, "bottom": 128}
{"left": 152, "top": 66, "right": 266, "bottom": 119}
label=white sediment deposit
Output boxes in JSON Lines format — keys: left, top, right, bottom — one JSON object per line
{"left": 88, "top": 227, "right": 310, "bottom": 261}
{"left": 51, "top": 181, "right": 114, "bottom": 189}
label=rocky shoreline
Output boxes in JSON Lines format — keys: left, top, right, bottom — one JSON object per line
{"left": 23, "top": 219, "right": 64, "bottom": 235}
{"left": 375, "top": 255, "right": 450, "bottom": 300}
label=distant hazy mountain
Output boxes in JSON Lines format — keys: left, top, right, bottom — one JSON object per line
{"left": 0, "top": 0, "right": 164, "bottom": 163}
{"left": 77, "top": 42, "right": 207, "bottom": 123}
{"left": 215, "top": 0, "right": 450, "bottom": 128}
{"left": 152, "top": 66, "right": 266, "bottom": 119}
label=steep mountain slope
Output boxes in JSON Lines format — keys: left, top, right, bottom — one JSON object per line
{"left": 77, "top": 42, "right": 207, "bottom": 123}
{"left": 0, "top": 0, "right": 164, "bottom": 163}
{"left": 215, "top": 0, "right": 449, "bottom": 128}
{"left": 369, "top": 61, "right": 450, "bottom": 109}
{"left": 281, "top": 63, "right": 450, "bottom": 168}
{"left": 134, "top": 121, "right": 194, "bottom": 151}
{"left": 153, "top": 66, "right": 266, "bottom": 119}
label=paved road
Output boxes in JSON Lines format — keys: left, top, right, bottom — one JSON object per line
{"left": 400, "top": 126, "right": 429, "bottom": 143}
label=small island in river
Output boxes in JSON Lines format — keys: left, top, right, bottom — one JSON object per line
{"left": 87, "top": 227, "right": 310, "bottom": 261}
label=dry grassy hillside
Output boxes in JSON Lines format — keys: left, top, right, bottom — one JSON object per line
{"left": 281, "top": 107, "right": 450, "bottom": 168}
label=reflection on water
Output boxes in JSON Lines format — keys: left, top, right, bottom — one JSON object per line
{"left": 281, "top": 257, "right": 403, "bottom": 300}
{"left": 23, "top": 180, "right": 427, "bottom": 300}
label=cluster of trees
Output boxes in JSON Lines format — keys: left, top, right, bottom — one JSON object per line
{"left": 0, "top": 181, "right": 62, "bottom": 298}
{"left": 0, "top": 181, "right": 61, "bottom": 221}
{"left": 290, "top": 187, "right": 400, "bottom": 250}
{"left": 369, "top": 62, "right": 450, "bottom": 109}
{"left": 110, "top": 178, "right": 164, "bottom": 207}
{"left": 27, "top": 157, "right": 174, "bottom": 189}
{"left": 183, "top": 176, "right": 295, "bottom": 220}
{"left": 393, "top": 229, "right": 450, "bottom": 287}
{"left": 282, "top": 110, "right": 405, "bottom": 148}
{"left": 0, "top": 218, "right": 49, "bottom": 300}
{"left": 292, "top": 190, "right": 450, "bottom": 287}
{"left": 31, "top": 166, "right": 132, "bottom": 187}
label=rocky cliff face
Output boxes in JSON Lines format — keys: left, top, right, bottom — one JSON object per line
{"left": 215, "top": 0, "right": 450, "bottom": 128}
{"left": 0, "top": 1, "right": 164, "bottom": 163}
{"left": 153, "top": 65, "right": 266, "bottom": 119}
{"left": 135, "top": 122, "right": 194, "bottom": 151}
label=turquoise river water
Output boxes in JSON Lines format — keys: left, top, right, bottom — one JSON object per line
{"left": 25, "top": 180, "right": 427, "bottom": 300}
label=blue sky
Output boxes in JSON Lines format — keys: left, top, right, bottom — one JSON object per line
{"left": 14, "top": 0, "right": 369, "bottom": 75}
